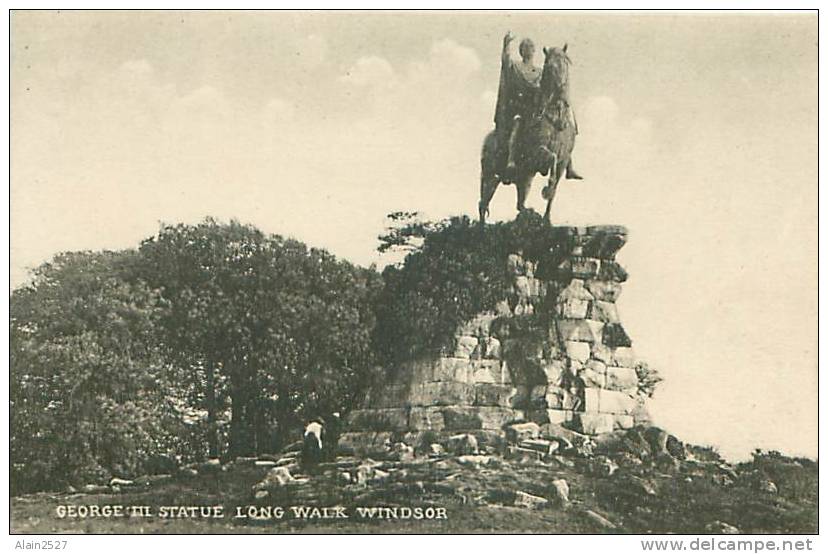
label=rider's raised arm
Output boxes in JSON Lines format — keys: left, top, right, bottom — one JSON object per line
{"left": 502, "top": 32, "right": 515, "bottom": 68}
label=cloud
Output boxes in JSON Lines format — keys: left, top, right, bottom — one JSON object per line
{"left": 339, "top": 56, "right": 395, "bottom": 87}
{"left": 429, "top": 38, "right": 481, "bottom": 76}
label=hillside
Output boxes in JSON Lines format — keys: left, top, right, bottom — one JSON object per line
{"left": 11, "top": 426, "right": 817, "bottom": 534}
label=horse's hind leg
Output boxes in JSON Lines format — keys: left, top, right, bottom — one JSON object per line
{"left": 479, "top": 174, "right": 499, "bottom": 224}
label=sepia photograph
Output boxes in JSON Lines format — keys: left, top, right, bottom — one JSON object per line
{"left": 8, "top": 9, "right": 818, "bottom": 538}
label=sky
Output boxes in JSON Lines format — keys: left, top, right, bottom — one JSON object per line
{"left": 10, "top": 11, "right": 817, "bottom": 460}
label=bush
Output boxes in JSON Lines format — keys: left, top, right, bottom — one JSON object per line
{"left": 374, "top": 210, "right": 572, "bottom": 367}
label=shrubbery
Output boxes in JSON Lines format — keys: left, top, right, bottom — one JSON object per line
{"left": 373, "top": 210, "right": 571, "bottom": 366}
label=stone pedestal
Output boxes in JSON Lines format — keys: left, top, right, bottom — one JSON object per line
{"left": 343, "top": 225, "right": 647, "bottom": 453}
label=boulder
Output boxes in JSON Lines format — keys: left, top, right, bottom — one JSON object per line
{"left": 108, "top": 478, "right": 134, "bottom": 487}
{"left": 506, "top": 446, "right": 544, "bottom": 463}
{"left": 538, "top": 422, "right": 580, "bottom": 449}
{"left": 582, "top": 509, "right": 616, "bottom": 529}
{"left": 254, "top": 490, "right": 269, "bottom": 500}
{"left": 705, "top": 521, "right": 740, "bottom": 534}
{"left": 550, "top": 479, "right": 570, "bottom": 504}
{"left": 254, "top": 466, "right": 295, "bottom": 490}
{"left": 446, "top": 433, "right": 479, "bottom": 455}
{"left": 254, "top": 460, "right": 277, "bottom": 468}
{"left": 589, "top": 455, "right": 619, "bottom": 477}
{"left": 457, "top": 455, "right": 492, "bottom": 468}
{"left": 82, "top": 484, "right": 110, "bottom": 494}
{"left": 199, "top": 458, "right": 222, "bottom": 474}
{"left": 513, "top": 491, "right": 549, "bottom": 509}
{"left": 757, "top": 478, "right": 778, "bottom": 494}
{"left": 505, "top": 422, "right": 541, "bottom": 443}
{"left": 518, "top": 439, "right": 559, "bottom": 457}
{"left": 428, "top": 443, "right": 445, "bottom": 456}
{"left": 390, "top": 442, "right": 415, "bottom": 462}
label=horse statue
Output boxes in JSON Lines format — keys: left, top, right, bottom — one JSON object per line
{"left": 479, "top": 44, "right": 578, "bottom": 224}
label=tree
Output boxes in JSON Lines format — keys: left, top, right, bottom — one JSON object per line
{"left": 10, "top": 250, "right": 177, "bottom": 493}
{"left": 138, "top": 218, "right": 380, "bottom": 458}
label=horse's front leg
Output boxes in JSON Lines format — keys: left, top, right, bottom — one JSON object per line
{"left": 543, "top": 154, "right": 559, "bottom": 222}
{"left": 515, "top": 170, "right": 533, "bottom": 213}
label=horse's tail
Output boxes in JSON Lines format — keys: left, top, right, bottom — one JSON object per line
{"left": 481, "top": 130, "right": 498, "bottom": 176}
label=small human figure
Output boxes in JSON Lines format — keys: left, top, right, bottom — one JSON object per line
{"left": 301, "top": 417, "right": 325, "bottom": 473}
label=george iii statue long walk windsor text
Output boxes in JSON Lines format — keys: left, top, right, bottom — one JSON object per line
{"left": 479, "top": 32, "right": 583, "bottom": 224}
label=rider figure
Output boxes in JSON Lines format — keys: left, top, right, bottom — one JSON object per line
{"left": 498, "top": 32, "right": 582, "bottom": 180}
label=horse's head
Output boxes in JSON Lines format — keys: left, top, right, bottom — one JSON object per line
{"left": 540, "top": 44, "right": 572, "bottom": 98}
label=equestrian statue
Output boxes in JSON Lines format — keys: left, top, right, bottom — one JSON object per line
{"left": 480, "top": 32, "right": 583, "bottom": 224}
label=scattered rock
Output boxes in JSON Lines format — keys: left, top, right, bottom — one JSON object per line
{"left": 626, "top": 475, "right": 657, "bottom": 496}
{"left": 506, "top": 422, "right": 541, "bottom": 443}
{"left": 654, "top": 452, "right": 681, "bottom": 473}
{"left": 550, "top": 479, "right": 569, "bottom": 504}
{"left": 199, "top": 458, "right": 222, "bottom": 474}
{"left": 457, "top": 455, "right": 491, "bottom": 468}
{"left": 705, "top": 521, "right": 740, "bottom": 534}
{"left": 757, "top": 478, "right": 778, "bottom": 494}
{"left": 506, "top": 446, "right": 544, "bottom": 463}
{"left": 428, "top": 443, "right": 445, "bottom": 456}
{"left": 518, "top": 438, "right": 559, "bottom": 457}
{"left": 711, "top": 474, "right": 734, "bottom": 487}
{"left": 234, "top": 456, "right": 258, "bottom": 467}
{"left": 447, "top": 433, "right": 479, "bottom": 455}
{"left": 108, "top": 478, "right": 134, "bottom": 487}
{"left": 391, "top": 442, "right": 415, "bottom": 462}
{"left": 82, "top": 484, "right": 110, "bottom": 494}
{"left": 254, "top": 466, "right": 295, "bottom": 490}
{"left": 582, "top": 509, "right": 617, "bottom": 529}
{"left": 589, "top": 455, "right": 619, "bottom": 477}
{"left": 513, "top": 491, "right": 549, "bottom": 509}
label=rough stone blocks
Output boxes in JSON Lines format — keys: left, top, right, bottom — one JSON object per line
{"left": 430, "top": 357, "right": 473, "bottom": 383}
{"left": 574, "top": 413, "right": 615, "bottom": 435}
{"left": 408, "top": 407, "right": 446, "bottom": 431}
{"left": 410, "top": 382, "right": 475, "bottom": 407}
{"left": 584, "top": 388, "right": 637, "bottom": 415}
{"left": 347, "top": 408, "right": 410, "bottom": 431}
{"left": 441, "top": 406, "right": 524, "bottom": 430}
{"left": 474, "top": 384, "right": 519, "bottom": 407}
{"left": 564, "top": 341, "right": 591, "bottom": 363}
{"left": 605, "top": 366, "right": 638, "bottom": 392}
{"left": 470, "top": 359, "right": 510, "bottom": 384}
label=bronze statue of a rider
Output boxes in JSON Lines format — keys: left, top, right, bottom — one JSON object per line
{"left": 496, "top": 32, "right": 582, "bottom": 181}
